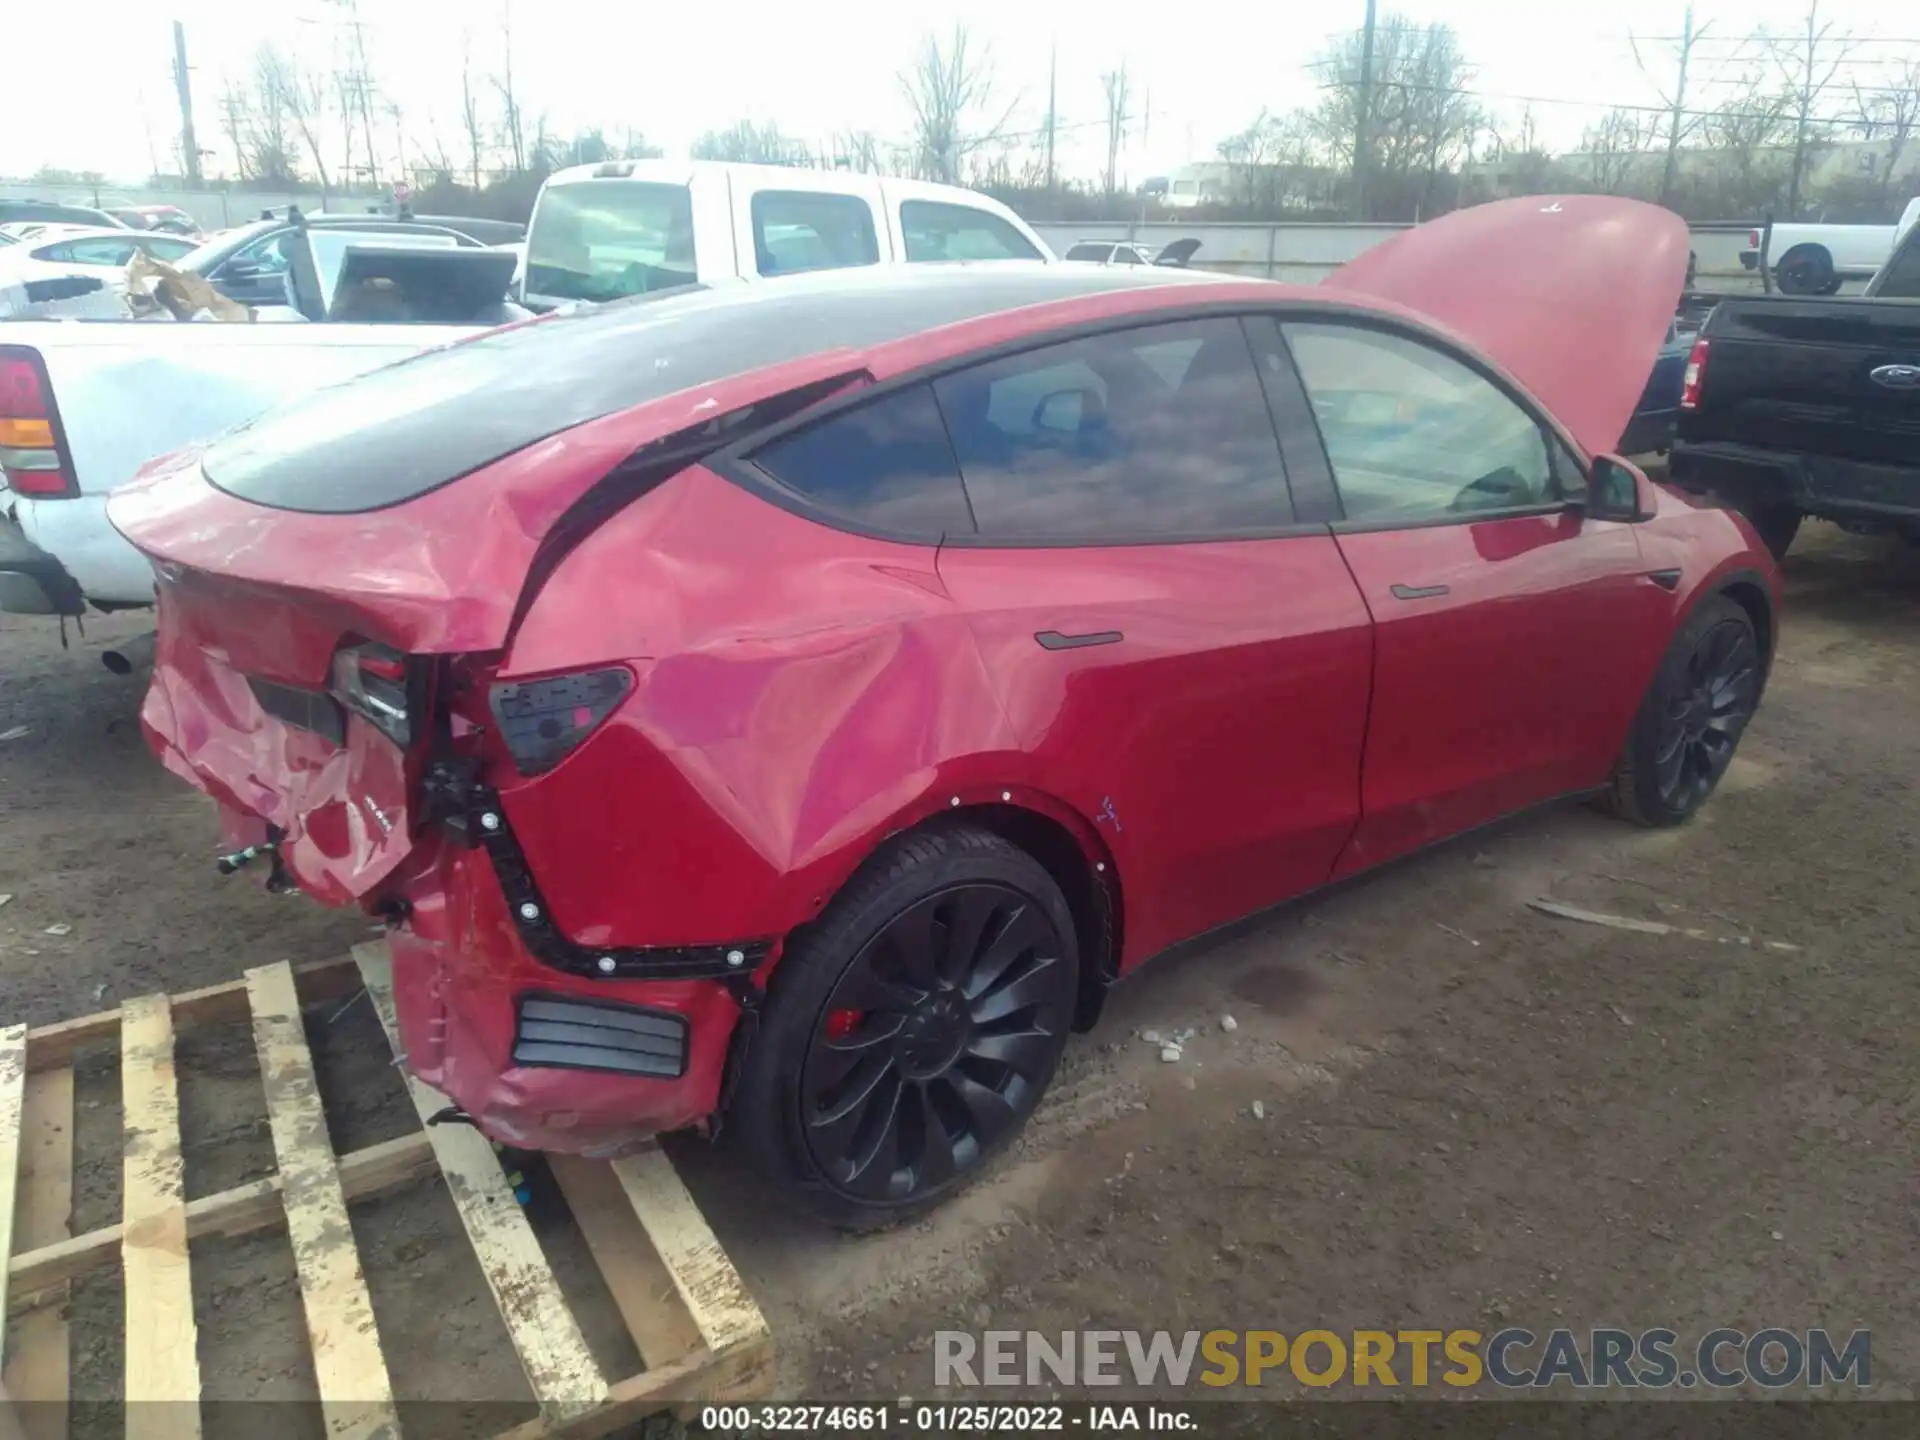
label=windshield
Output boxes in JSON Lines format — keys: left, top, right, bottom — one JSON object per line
{"left": 526, "top": 181, "right": 697, "bottom": 303}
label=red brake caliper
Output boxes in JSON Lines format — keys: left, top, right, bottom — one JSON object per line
{"left": 825, "top": 1008, "right": 864, "bottom": 1041}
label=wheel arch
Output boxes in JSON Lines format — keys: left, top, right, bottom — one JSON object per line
{"left": 1717, "top": 571, "right": 1777, "bottom": 674}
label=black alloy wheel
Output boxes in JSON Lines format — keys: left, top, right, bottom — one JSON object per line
{"left": 1652, "top": 615, "right": 1760, "bottom": 814}
{"left": 799, "top": 883, "right": 1074, "bottom": 1203}
{"left": 1605, "top": 593, "right": 1763, "bottom": 828}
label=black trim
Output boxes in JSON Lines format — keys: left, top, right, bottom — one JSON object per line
{"left": 1330, "top": 500, "right": 1576, "bottom": 535}
{"left": 1034, "top": 629, "right": 1123, "bottom": 650}
{"left": 1389, "top": 584, "right": 1449, "bottom": 601}
{"left": 708, "top": 293, "right": 1570, "bottom": 552}
{"left": 512, "top": 994, "right": 689, "bottom": 1078}
{"left": 1244, "top": 314, "right": 1341, "bottom": 523}
{"left": 246, "top": 677, "right": 346, "bottom": 745}
{"left": 1648, "top": 568, "right": 1683, "bottom": 592}
{"left": 420, "top": 760, "right": 773, "bottom": 981}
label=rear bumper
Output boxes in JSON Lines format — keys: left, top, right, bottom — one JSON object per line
{"left": 1670, "top": 440, "right": 1920, "bottom": 520}
{"left": 0, "top": 508, "right": 82, "bottom": 616}
{"left": 1740, "top": 249, "right": 1760, "bottom": 271}
{"left": 372, "top": 832, "right": 754, "bottom": 1155}
{"left": 10, "top": 492, "right": 155, "bottom": 610}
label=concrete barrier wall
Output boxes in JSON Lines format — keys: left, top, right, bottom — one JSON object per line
{"left": 1035, "top": 221, "right": 1757, "bottom": 282}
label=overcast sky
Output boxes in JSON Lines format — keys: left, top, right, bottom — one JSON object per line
{"left": 7, "top": 0, "right": 1911, "bottom": 185}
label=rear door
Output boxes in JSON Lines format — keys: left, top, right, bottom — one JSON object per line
{"left": 1271, "top": 316, "right": 1662, "bottom": 875}
{"left": 924, "top": 313, "right": 1374, "bottom": 962}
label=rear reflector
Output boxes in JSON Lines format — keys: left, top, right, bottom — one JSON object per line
{"left": 1679, "top": 338, "right": 1710, "bottom": 411}
{"left": 512, "top": 995, "right": 688, "bottom": 1077}
{"left": 490, "top": 668, "right": 632, "bottom": 776}
{"left": 0, "top": 347, "right": 77, "bottom": 499}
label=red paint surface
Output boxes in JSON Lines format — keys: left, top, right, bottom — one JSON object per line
{"left": 120, "top": 215, "right": 1776, "bottom": 1153}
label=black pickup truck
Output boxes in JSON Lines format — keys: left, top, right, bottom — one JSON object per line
{"left": 1669, "top": 221, "right": 1920, "bottom": 558}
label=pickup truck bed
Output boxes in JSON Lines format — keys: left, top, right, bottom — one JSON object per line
{"left": 1670, "top": 285, "right": 1920, "bottom": 557}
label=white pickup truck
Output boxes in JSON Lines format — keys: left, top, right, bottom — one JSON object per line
{"left": 0, "top": 161, "right": 1051, "bottom": 631}
{"left": 1741, "top": 197, "right": 1920, "bottom": 294}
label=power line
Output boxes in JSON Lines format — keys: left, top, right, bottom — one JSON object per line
{"left": 1311, "top": 74, "right": 1920, "bottom": 121}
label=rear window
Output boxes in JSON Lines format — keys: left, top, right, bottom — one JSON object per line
{"left": 527, "top": 181, "right": 696, "bottom": 303}
{"left": 900, "top": 201, "right": 1042, "bottom": 262}
{"left": 1870, "top": 231, "right": 1920, "bottom": 298}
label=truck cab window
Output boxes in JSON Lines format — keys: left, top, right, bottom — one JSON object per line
{"left": 899, "top": 201, "right": 1042, "bottom": 262}
{"left": 526, "top": 182, "right": 697, "bottom": 303}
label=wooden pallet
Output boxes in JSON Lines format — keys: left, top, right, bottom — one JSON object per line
{"left": 0, "top": 943, "right": 774, "bottom": 1438}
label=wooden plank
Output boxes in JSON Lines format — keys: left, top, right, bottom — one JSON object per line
{"left": 25, "top": 956, "right": 359, "bottom": 1074}
{"left": 245, "top": 964, "right": 396, "bottom": 1439}
{"left": 0, "top": 1024, "right": 28, "bottom": 1355}
{"left": 9, "top": 1131, "right": 435, "bottom": 1311}
{"left": 494, "top": 1337, "right": 775, "bottom": 1440}
{"left": 3, "top": 1067, "right": 72, "bottom": 1440}
{"left": 549, "top": 1153, "right": 701, "bottom": 1370}
{"left": 353, "top": 944, "right": 607, "bottom": 1409}
{"left": 611, "top": 1148, "right": 768, "bottom": 1358}
{"left": 119, "top": 993, "right": 201, "bottom": 1435}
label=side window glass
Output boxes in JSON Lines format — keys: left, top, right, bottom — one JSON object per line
{"left": 751, "top": 385, "right": 974, "bottom": 535}
{"left": 1283, "top": 322, "right": 1565, "bottom": 523}
{"left": 900, "top": 201, "right": 1042, "bottom": 262}
{"left": 750, "top": 191, "right": 880, "bottom": 276}
{"left": 234, "top": 231, "right": 294, "bottom": 274}
{"left": 932, "top": 316, "right": 1292, "bottom": 540}
{"left": 67, "top": 238, "right": 137, "bottom": 265}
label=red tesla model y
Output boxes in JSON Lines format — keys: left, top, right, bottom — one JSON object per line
{"left": 112, "top": 196, "right": 1778, "bottom": 1227}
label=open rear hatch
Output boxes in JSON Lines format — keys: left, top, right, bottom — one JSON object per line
{"left": 109, "top": 287, "right": 870, "bottom": 902}
{"left": 1322, "top": 194, "right": 1691, "bottom": 456}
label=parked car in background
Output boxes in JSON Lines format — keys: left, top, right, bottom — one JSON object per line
{"left": 1063, "top": 238, "right": 1203, "bottom": 269}
{"left": 0, "top": 225, "right": 525, "bottom": 620}
{"left": 0, "top": 226, "right": 198, "bottom": 287}
{"left": 521, "top": 159, "right": 1052, "bottom": 309}
{"left": 105, "top": 204, "right": 203, "bottom": 237}
{"left": 1740, "top": 198, "right": 1920, "bottom": 294}
{"left": 110, "top": 196, "right": 1775, "bottom": 1227}
{"left": 0, "top": 198, "right": 129, "bottom": 230}
{"left": 1618, "top": 320, "right": 1697, "bottom": 457}
{"left": 174, "top": 213, "right": 500, "bottom": 307}
{"left": 1673, "top": 214, "right": 1920, "bottom": 558}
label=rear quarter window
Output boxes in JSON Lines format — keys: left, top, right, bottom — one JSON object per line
{"left": 527, "top": 181, "right": 697, "bottom": 303}
{"left": 750, "top": 385, "right": 974, "bottom": 535}
{"left": 900, "top": 201, "right": 1042, "bottom": 262}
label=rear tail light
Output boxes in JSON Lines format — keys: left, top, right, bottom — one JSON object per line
{"left": 0, "top": 346, "right": 78, "bottom": 499}
{"left": 1749, "top": 229, "right": 1761, "bottom": 249}
{"left": 329, "top": 640, "right": 415, "bottom": 746}
{"left": 490, "top": 668, "right": 632, "bottom": 776}
{"left": 1679, "top": 338, "right": 1710, "bottom": 411}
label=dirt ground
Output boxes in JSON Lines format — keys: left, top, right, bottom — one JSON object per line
{"left": 1, "top": 520, "right": 1916, "bottom": 1421}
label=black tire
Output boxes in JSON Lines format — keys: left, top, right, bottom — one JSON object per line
{"left": 1717, "top": 491, "right": 1802, "bottom": 561}
{"left": 1775, "top": 244, "right": 1834, "bottom": 295}
{"left": 728, "top": 825, "right": 1079, "bottom": 1230}
{"left": 1604, "top": 594, "right": 1763, "bottom": 828}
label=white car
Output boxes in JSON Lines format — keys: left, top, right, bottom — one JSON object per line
{"left": 0, "top": 225, "right": 198, "bottom": 288}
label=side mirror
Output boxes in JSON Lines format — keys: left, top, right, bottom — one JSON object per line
{"left": 1587, "top": 453, "right": 1659, "bottom": 523}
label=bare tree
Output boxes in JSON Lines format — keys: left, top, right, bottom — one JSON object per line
{"left": 691, "top": 120, "right": 812, "bottom": 166}
{"left": 1217, "top": 109, "right": 1322, "bottom": 212}
{"left": 247, "top": 44, "right": 300, "bottom": 186}
{"left": 1771, "top": 2, "right": 1856, "bottom": 216}
{"left": 460, "top": 31, "right": 486, "bottom": 188}
{"left": 835, "top": 130, "right": 887, "bottom": 173}
{"left": 1631, "top": 5, "right": 1715, "bottom": 207}
{"left": 1101, "top": 64, "right": 1131, "bottom": 195}
{"left": 1850, "top": 58, "right": 1920, "bottom": 204}
{"left": 1703, "top": 67, "right": 1796, "bottom": 214}
{"left": 496, "top": 1, "right": 527, "bottom": 174}
{"left": 1578, "top": 107, "right": 1659, "bottom": 195}
{"left": 260, "top": 48, "right": 333, "bottom": 195}
{"left": 218, "top": 80, "right": 254, "bottom": 182}
{"left": 1311, "top": 15, "right": 1483, "bottom": 219}
{"left": 898, "top": 26, "right": 1011, "bottom": 184}
{"left": 327, "top": 0, "right": 381, "bottom": 185}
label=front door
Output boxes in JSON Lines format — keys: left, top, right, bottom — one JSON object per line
{"left": 1273, "top": 317, "right": 1661, "bottom": 876}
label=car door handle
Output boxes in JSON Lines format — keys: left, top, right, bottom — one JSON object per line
{"left": 1389, "top": 584, "right": 1450, "bottom": 601}
{"left": 1034, "top": 629, "right": 1124, "bottom": 651}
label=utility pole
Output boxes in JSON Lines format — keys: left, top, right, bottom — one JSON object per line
{"left": 172, "top": 20, "right": 203, "bottom": 185}
{"left": 1354, "top": 0, "right": 1378, "bottom": 220}
{"left": 1044, "top": 43, "right": 1057, "bottom": 192}
{"left": 1662, "top": 6, "right": 1696, "bottom": 207}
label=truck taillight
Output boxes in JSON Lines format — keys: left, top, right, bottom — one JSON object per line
{"left": 329, "top": 640, "right": 415, "bottom": 746}
{"left": 489, "top": 668, "right": 632, "bottom": 776}
{"left": 1679, "top": 338, "right": 1710, "bottom": 410}
{"left": 1749, "top": 229, "right": 1761, "bottom": 249}
{"left": 0, "top": 347, "right": 77, "bottom": 499}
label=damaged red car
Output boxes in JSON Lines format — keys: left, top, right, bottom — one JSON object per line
{"left": 112, "top": 196, "right": 1779, "bottom": 1228}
